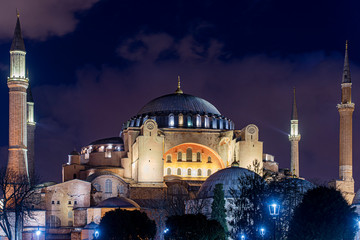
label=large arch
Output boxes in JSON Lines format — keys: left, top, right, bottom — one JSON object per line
{"left": 163, "top": 143, "right": 225, "bottom": 179}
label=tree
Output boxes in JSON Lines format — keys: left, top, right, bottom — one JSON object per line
{"left": 211, "top": 183, "right": 228, "bottom": 232}
{"left": 228, "top": 172, "right": 270, "bottom": 239}
{"left": 0, "top": 169, "right": 41, "bottom": 240}
{"left": 287, "top": 186, "right": 358, "bottom": 240}
{"left": 164, "top": 214, "right": 226, "bottom": 240}
{"left": 98, "top": 209, "right": 156, "bottom": 240}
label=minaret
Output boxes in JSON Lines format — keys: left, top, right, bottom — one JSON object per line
{"left": 27, "top": 81, "right": 36, "bottom": 182}
{"left": 289, "top": 88, "right": 301, "bottom": 177}
{"left": 7, "top": 13, "right": 29, "bottom": 180}
{"left": 330, "top": 41, "right": 355, "bottom": 204}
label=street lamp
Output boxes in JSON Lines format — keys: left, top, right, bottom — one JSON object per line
{"left": 240, "top": 234, "right": 245, "bottom": 240}
{"left": 94, "top": 230, "right": 99, "bottom": 239}
{"left": 260, "top": 227, "right": 265, "bottom": 239}
{"left": 269, "top": 203, "right": 280, "bottom": 240}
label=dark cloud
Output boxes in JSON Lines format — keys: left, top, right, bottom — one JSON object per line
{"left": 26, "top": 32, "right": 358, "bottom": 185}
{"left": 0, "top": 0, "right": 99, "bottom": 40}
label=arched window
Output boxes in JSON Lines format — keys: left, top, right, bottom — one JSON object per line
{"left": 219, "top": 118, "right": 223, "bottom": 129}
{"left": 93, "top": 183, "right": 101, "bottom": 192}
{"left": 177, "top": 152, "right": 182, "bottom": 161}
{"left": 196, "top": 152, "right": 201, "bottom": 162}
{"left": 187, "top": 168, "right": 192, "bottom": 176}
{"left": 168, "top": 114, "right": 175, "bottom": 127}
{"left": 186, "top": 148, "right": 192, "bottom": 162}
{"left": 187, "top": 115, "right": 193, "bottom": 127}
{"left": 136, "top": 117, "right": 141, "bottom": 127}
{"left": 196, "top": 114, "right": 201, "bottom": 127}
{"left": 118, "top": 185, "right": 125, "bottom": 194}
{"left": 207, "top": 169, "right": 212, "bottom": 176}
{"left": 167, "top": 168, "right": 171, "bottom": 175}
{"left": 178, "top": 113, "right": 184, "bottom": 126}
{"left": 225, "top": 118, "right": 229, "bottom": 129}
{"left": 142, "top": 115, "right": 149, "bottom": 124}
{"left": 151, "top": 116, "right": 156, "bottom": 121}
{"left": 204, "top": 115, "right": 209, "bottom": 128}
{"left": 177, "top": 168, "right": 182, "bottom": 175}
{"left": 130, "top": 119, "right": 135, "bottom": 127}
{"left": 167, "top": 155, "right": 172, "bottom": 163}
{"left": 197, "top": 169, "right": 202, "bottom": 176}
{"left": 212, "top": 118, "right": 217, "bottom": 129}
{"left": 48, "top": 215, "right": 61, "bottom": 228}
{"left": 207, "top": 156, "right": 212, "bottom": 163}
{"left": 105, "top": 179, "right": 112, "bottom": 193}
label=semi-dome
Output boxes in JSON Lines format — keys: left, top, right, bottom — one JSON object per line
{"left": 89, "top": 137, "right": 124, "bottom": 145}
{"left": 197, "top": 165, "right": 258, "bottom": 198}
{"left": 123, "top": 82, "right": 234, "bottom": 130}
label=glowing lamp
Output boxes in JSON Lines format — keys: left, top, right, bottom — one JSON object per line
{"left": 260, "top": 228, "right": 265, "bottom": 237}
{"left": 36, "top": 230, "right": 41, "bottom": 236}
{"left": 269, "top": 203, "right": 280, "bottom": 217}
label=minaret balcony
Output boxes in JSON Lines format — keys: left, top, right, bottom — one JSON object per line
{"left": 337, "top": 103, "right": 355, "bottom": 109}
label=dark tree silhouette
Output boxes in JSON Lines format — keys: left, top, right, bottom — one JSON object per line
{"left": 211, "top": 183, "right": 228, "bottom": 232}
{"left": 164, "top": 214, "right": 226, "bottom": 240}
{"left": 228, "top": 172, "right": 270, "bottom": 239}
{"left": 98, "top": 209, "right": 156, "bottom": 240}
{"left": 287, "top": 186, "right": 358, "bottom": 240}
{"left": 0, "top": 168, "right": 41, "bottom": 240}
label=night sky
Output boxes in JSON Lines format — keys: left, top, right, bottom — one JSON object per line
{"left": 0, "top": 0, "right": 359, "bottom": 186}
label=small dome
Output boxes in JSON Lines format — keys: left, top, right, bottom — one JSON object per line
{"left": 280, "top": 178, "right": 315, "bottom": 194}
{"left": 83, "top": 221, "right": 99, "bottom": 229}
{"left": 96, "top": 197, "right": 140, "bottom": 209}
{"left": 137, "top": 93, "right": 221, "bottom": 116}
{"left": 352, "top": 189, "right": 360, "bottom": 205}
{"left": 197, "top": 166, "right": 257, "bottom": 198}
{"left": 69, "top": 150, "right": 80, "bottom": 155}
{"left": 89, "top": 137, "right": 124, "bottom": 145}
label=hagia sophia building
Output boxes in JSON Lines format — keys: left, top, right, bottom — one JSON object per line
{"left": 2, "top": 14, "right": 360, "bottom": 240}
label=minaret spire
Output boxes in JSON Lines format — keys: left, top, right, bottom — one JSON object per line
{"left": 175, "top": 75, "right": 183, "bottom": 94}
{"left": 289, "top": 88, "right": 301, "bottom": 177}
{"left": 291, "top": 88, "right": 298, "bottom": 120}
{"left": 342, "top": 40, "right": 351, "bottom": 84}
{"left": 330, "top": 41, "right": 355, "bottom": 204}
{"left": 11, "top": 11, "right": 26, "bottom": 52}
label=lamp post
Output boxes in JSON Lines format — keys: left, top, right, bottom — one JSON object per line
{"left": 269, "top": 203, "right": 280, "bottom": 240}
{"left": 240, "top": 234, "right": 245, "bottom": 240}
{"left": 260, "top": 227, "right": 265, "bottom": 239}
{"left": 94, "top": 229, "right": 99, "bottom": 239}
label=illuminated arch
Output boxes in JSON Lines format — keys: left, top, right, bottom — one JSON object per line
{"left": 163, "top": 143, "right": 225, "bottom": 178}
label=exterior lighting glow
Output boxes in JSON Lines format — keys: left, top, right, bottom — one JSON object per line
{"left": 260, "top": 228, "right": 265, "bottom": 237}
{"left": 269, "top": 203, "right": 280, "bottom": 217}
{"left": 36, "top": 230, "right": 41, "bottom": 236}
{"left": 164, "top": 228, "right": 169, "bottom": 234}
{"left": 94, "top": 230, "right": 99, "bottom": 238}
{"left": 241, "top": 234, "right": 245, "bottom": 240}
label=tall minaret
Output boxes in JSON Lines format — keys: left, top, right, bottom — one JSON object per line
{"left": 7, "top": 13, "right": 29, "bottom": 180}
{"left": 27, "top": 81, "right": 36, "bottom": 182}
{"left": 330, "top": 41, "right": 355, "bottom": 204}
{"left": 289, "top": 88, "right": 301, "bottom": 177}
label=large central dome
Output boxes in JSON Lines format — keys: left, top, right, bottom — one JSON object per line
{"left": 123, "top": 80, "right": 234, "bottom": 130}
{"left": 137, "top": 93, "right": 221, "bottom": 116}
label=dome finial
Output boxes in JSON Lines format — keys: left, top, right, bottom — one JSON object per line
{"left": 16, "top": 9, "right": 19, "bottom": 18}
{"left": 231, "top": 161, "right": 239, "bottom": 167}
{"left": 175, "top": 75, "right": 183, "bottom": 94}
